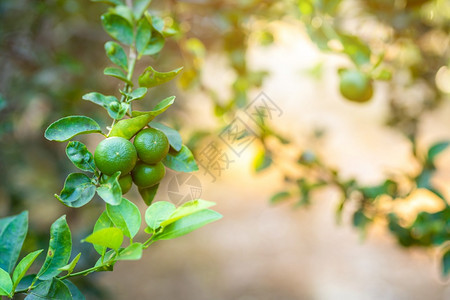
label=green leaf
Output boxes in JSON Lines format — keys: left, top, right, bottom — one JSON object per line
{"left": 128, "top": 87, "right": 148, "bottom": 101}
{"left": 92, "top": 0, "right": 124, "bottom": 5}
{"left": 82, "top": 92, "right": 117, "bottom": 108}
{"left": 0, "top": 268, "right": 12, "bottom": 297}
{"left": 66, "top": 141, "right": 96, "bottom": 172}
{"left": 145, "top": 201, "right": 176, "bottom": 231}
{"left": 360, "top": 180, "right": 397, "bottom": 199}
{"left": 57, "top": 253, "right": 81, "bottom": 275}
{"left": 108, "top": 101, "right": 129, "bottom": 120}
{"left": 270, "top": 191, "right": 292, "bottom": 204}
{"left": 117, "top": 243, "right": 143, "bottom": 260}
{"left": 149, "top": 14, "right": 164, "bottom": 32}
{"left": 142, "top": 30, "right": 165, "bottom": 55}
{"left": 25, "top": 278, "right": 71, "bottom": 300}
{"left": 136, "top": 17, "right": 152, "bottom": 56}
{"left": 63, "top": 280, "right": 85, "bottom": 300}
{"left": 36, "top": 216, "right": 72, "bottom": 281}
{"left": 105, "top": 41, "right": 128, "bottom": 71}
{"left": 340, "top": 34, "right": 371, "bottom": 66}
{"left": 162, "top": 145, "right": 199, "bottom": 172}
{"left": 0, "top": 94, "right": 6, "bottom": 112}
{"left": 443, "top": 248, "right": 450, "bottom": 277}
{"left": 252, "top": 146, "right": 272, "bottom": 173}
{"left": 44, "top": 116, "right": 103, "bottom": 142}
{"left": 101, "top": 12, "right": 134, "bottom": 45}
{"left": 0, "top": 211, "right": 28, "bottom": 274}
{"left": 427, "top": 141, "right": 450, "bottom": 165}
{"left": 104, "top": 67, "right": 133, "bottom": 85}
{"left": 56, "top": 173, "right": 96, "bottom": 208}
{"left": 138, "top": 66, "right": 183, "bottom": 88}
{"left": 149, "top": 122, "right": 182, "bottom": 151}
{"left": 97, "top": 172, "right": 123, "bottom": 205}
{"left": 112, "top": 5, "right": 134, "bottom": 25}
{"left": 138, "top": 184, "right": 159, "bottom": 206}
{"left": 92, "top": 212, "right": 114, "bottom": 255}
{"left": 109, "top": 114, "right": 153, "bottom": 139}
{"left": 133, "top": 0, "right": 152, "bottom": 19}
{"left": 83, "top": 227, "right": 123, "bottom": 250}
{"left": 131, "top": 96, "right": 175, "bottom": 118}
{"left": 12, "top": 250, "right": 43, "bottom": 292}
{"left": 106, "top": 198, "right": 141, "bottom": 238}
{"left": 15, "top": 274, "right": 38, "bottom": 292}
{"left": 160, "top": 199, "right": 215, "bottom": 228}
{"left": 154, "top": 209, "right": 222, "bottom": 240}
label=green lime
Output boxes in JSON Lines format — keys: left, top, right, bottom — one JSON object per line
{"left": 339, "top": 69, "right": 374, "bottom": 103}
{"left": 118, "top": 174, "right": 133, "bottom": 194}
{"left": 134, "top": 127, "right": 170, "bottom": 164}
{"left": 94, "top": 137, "right": 137, "bottom": 176}
{"left": 131, "top": 161, "right": 166, "bottom": 188}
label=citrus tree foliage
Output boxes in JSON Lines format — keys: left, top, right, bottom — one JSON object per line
{"left": 0, "top": 1, "right": 221, "bottom": 298}
{"left": 166, "top": 0, "right": 450, "bottom": 276}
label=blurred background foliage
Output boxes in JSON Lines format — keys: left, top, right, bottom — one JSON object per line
{"left": 1, "top": 0, "right": 450, "bottom": 296}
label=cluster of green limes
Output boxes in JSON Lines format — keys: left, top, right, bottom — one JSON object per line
{"left": 94, "top": 127, "right": 170, "bottom": 194}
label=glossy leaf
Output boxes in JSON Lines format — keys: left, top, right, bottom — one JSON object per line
{"left": 97, "top": 172, "right": 123, "bottom": 205}
{"left": 252, "top": 146, "right": 272, "bottom": 173}
{"left": 15, "top": 274, "right": 38, "bottom": 292}
{"left": 133, "top": 0, "right": 152, "bottom": 19}
{"left": 149, "top": 122, "right": 182, "bottom": 151}
{"left": 12, "top": 250, "right": 43, "bottom": 292}
{"left": 0, "top": 268, "right": 12, "bottom": 297}
{"left": 66, "top": 141, "right": 96, "bottom": 172}
{"left": 105, "top": 41, "right": 128, "bottom": 71}
{"left": 270, "top": 191, "right": 292, "bottom": 204}
{"left": 82, "top": 92, "right": 116, "bottom": 107}
{"left": 101, "top": 12, "right": 134, "bottom": 45}
{"left": 136, "top": 17, "right": 152, "bottom": 55}
{"left": 36, "top": 216, "right": 72, "bottom": 281}
{"left": 145, "top": 201, "right": 176, "bottom": 231}
{"left": 161, "top": 199, "right": 215, "bottom": 228}
{"left": 154, "top": 209, "right": 222, "bottom": 240}
{"left": 109, "top": 114, "right": 153, "bottom": 139}
{"left": 92, "top": 212, "right": 114, "bottom": 255}
{"left": 58, "top": 253, "right": 81, "bottom": 275}
{"left": 83, "top": 227, "right": 123, "bottom": 250}
{"left": 427, "top": 141, "right": 450, "bottom": 165}
{"left": 56, "top": 173, "right": 96, "bottom": 208}
{"left": 25, "top": 278, "right": 71, "bottom": 300}
{"left": 112, "top": 5, "right": 134, "bottom": 27}
{"left": 92, "top": 0, "right": 124, "bottom": 5}
{"left": 143, "top": 30, "right": 165, "bottom": 55}
{"left": 128, "top": 87, "right": 148, "bottom": 101}
{"left": 104, "top": 67, "right": 132, "bottom": 85}
{"left": 117, "top": 243, "right": 143, "bottom": 261}
{"left": 0, "top": 211, "right": 28, "bottom": 274}
{"left": 443, "top": 249, "right": 450, "bottom": 277}
{"left": 106, "top": 198, "right": 141, "bottom": 238}
{"left": 138, "top": 184, "right": 159, "bottom": 206}
{"left": 63, "top": 280, "right": 85, "bottom": 300}
{"left": 340, "top": 34, "right": 371, "bottom": 66}
{"left": 44, "top": 116, "right": 103, "bottom": 142}
{"left": 131, "top": 96, "right": 175, "bottom": 118}
{"left": 162, "top": 145, "right": 199, "bottom": 172}
{"left": 138, "top": 66, "right": 183, "bottom": 88}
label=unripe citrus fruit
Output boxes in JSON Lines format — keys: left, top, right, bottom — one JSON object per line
{"left": 118, "top": 174, "right": 133, "bottom": 194}
{"left": 131, "top": 161, "right": 165, "bottom": 188}
{"left": 339, "top": 69, "right": 374, "bottom": 103}
{"left": 94, "top": 137, "right": 137, "bottom": 176}
{"left": 134, "top": 128, "right": 170, "bottom": 164}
